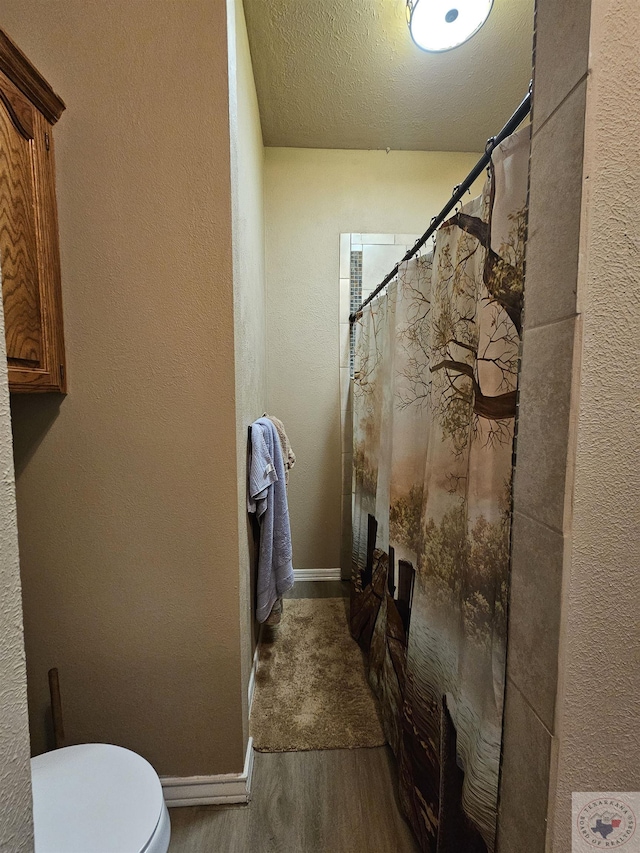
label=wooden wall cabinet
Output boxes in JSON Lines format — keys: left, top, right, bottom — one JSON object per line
{"left": 0, "top": 29, "right": 66, "bottom": 392}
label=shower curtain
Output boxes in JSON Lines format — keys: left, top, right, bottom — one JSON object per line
{"left": 351, "top": 127, "right": 530, "bottom": 852}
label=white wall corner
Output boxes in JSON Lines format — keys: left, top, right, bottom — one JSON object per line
{"left": 161, "top": 736, "right": 255, "bottom": 808}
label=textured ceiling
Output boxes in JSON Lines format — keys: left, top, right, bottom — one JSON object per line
{"left": 243, "top": 0, "right": 534, "bottom": 151}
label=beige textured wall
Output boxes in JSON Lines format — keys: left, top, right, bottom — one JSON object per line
{"left": 227, "top": 0, "right": 266, "bottom": 717}
{"left": 264, "top": 148, "right": 482, "bottom": 569}
{"left": 549, "top": 0, "right": 640, "bottom": 846}
{"left": 4, "top": 0, "right": 246, "bottom": 776}
{"left": 0, "top": 282, "right": 33, "bottom": 851}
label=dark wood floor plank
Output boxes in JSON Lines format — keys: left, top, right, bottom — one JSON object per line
{"left": 284, "top": 580, "right": 349, "bottom": 599}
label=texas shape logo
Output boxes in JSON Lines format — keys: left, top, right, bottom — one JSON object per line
{"left": 576, "top": 796, "right": 637, "bottom": 848}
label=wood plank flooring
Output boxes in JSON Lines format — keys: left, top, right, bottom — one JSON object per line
{"left": 284, "top": 579, "right": 349, "bottom": 599}
{"left": 168, "top": 747, "right": 418, "bottom": 852}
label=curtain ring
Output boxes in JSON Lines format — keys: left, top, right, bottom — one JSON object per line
{"left": 430, "top": 216, "right": 438, "bottom": 249}
{"left": 452, "top": 184, "right": 462, "bottom": 213}
{"left": 485, "top": 135, "right": 497, "bottom": 178}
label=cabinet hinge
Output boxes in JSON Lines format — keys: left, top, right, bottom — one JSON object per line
{"left": 44, "top": 131, "right": 50, "bottom": 151}
{"left": 59, "top": 364, "right": 64, "bottom": 384}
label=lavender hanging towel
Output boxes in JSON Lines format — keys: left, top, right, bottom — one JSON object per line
{"left": 248, "top": 417, "right": 294, "bottom": 622}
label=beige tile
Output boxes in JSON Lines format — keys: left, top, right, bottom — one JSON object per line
{"left": 532, "top": 0, "right": 592, "bottom": 130}
{"left": 343, "top": 422, "right": 352, "bottom": 457}
{"left": 507, "top": 512, "right": 564, "bottom": 731}
{"left": 525, "top": 80, "right": 586, "bottom": 329}
{"left": 341, "top": 406, "right": 353, "bottom": 450}
{"left": 340, "top": 496, "right": 352, "bottom": 579}
{"left": 340, "top": 540, "right": 351, "bottom": 580}
{"left": 395, "top": 234, "right": 420, "bottom": 246}
{"left": 339, "top": 323, "right": 350, "bottom": 369}
{"left": 340, "top": 367, "right": 352, "bottom": 420}
{"left": 340, "top": 279, "right": 351, "bottom": 323}
{"left": 341, "top": 491, "right": 352, "bottom": 527}
{"left": 497, "top": 680, "right": 552, "bottom": 853}
{"left": 360, "top": 233, "right": 395, "bottom": 245}
{"left": 342, "top": 452, "right": 353, "bottom": 495}
{"left": 362, "top": 244, "right": 406, "bottom": 292}
{"left": 339, "top": 234, "right": 350, "bottom": 278}
{"left": 513, "top": 316, "right": 576, "bottom": 532}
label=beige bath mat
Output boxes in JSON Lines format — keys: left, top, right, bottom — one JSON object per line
{"left": 250, "top": 597, "right": 386, "bottom": 752}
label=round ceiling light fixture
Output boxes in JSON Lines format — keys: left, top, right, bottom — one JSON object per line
{"left": 406, "top": 0, "right": 494, "bottom": 52}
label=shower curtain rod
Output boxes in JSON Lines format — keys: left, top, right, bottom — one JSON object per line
{"left": 349, "top": 86, "right": 532, "bottom": 324}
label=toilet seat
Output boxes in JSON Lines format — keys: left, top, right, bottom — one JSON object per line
{"left": 31, "top": 743, "right": 170, "bottom": 853}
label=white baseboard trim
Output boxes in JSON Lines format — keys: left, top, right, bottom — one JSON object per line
{"left": 293, "top": 567, "right": 342, "bottom": 582}
{"left": 162, "top": 736, "right": 255, "bottom": 808}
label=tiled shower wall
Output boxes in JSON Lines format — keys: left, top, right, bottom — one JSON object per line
{"left": 496, "top": 0, "right": 593, "bottom": 849}
{"left": 338, "top": 233, "right": 419, "bottom": 580}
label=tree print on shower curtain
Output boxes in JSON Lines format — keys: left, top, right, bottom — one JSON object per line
{"left": 350, "top": 127, "right": 530, "bottom": 852}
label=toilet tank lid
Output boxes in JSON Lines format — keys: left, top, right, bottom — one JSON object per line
{"left": 31, "top": 743, "right": 165, "bottom": 853}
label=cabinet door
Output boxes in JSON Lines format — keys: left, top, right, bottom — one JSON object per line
{"left": 0, "top": 69, "right": 65, "bottom": 392}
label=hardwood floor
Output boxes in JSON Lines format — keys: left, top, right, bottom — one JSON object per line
{"left": 168, "top": 747, "right": 419, "bottom": 852}
{"left": 285, "top": 579, "right": 349, "bottom": 599}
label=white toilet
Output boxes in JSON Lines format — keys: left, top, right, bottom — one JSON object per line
{"left": 31, "top": 743, "right": 171, "bottom": 853}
